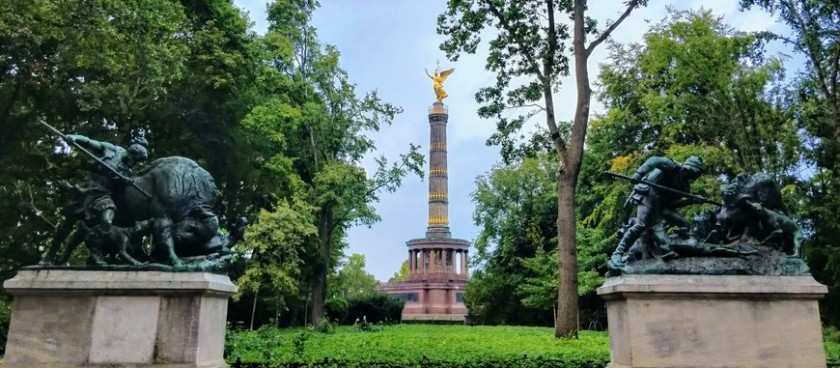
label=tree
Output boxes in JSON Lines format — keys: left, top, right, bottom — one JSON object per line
{"left": 738, "top": 0, "right": 840, "bottom": 326}
{"left": 438, "top": 0, "right": 646, "bottom": 337}
{"left": 236, "top": 197, "right": 317, "bottom": 330}
{"left": 389, "top": 260, "right": 409, "bottom": 282}
{"left": 255, "top": 0, "right": 424, "bottom": 324}
{"left": 328, "top": 253, "right": 379, "bottom": 299}
{"left": 466, "top": 152, "right": 559, "bottom": 326}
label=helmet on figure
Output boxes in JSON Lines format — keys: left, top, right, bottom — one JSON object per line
{"left": 127, "top": 135, "right": 149, "bottom": 163}
{"left": 681, "top": 156, "right": 704, "bottom": 179}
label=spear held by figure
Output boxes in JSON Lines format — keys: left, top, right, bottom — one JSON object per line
{"left": 603, "top": 171, "right": 721, "bottom": 207}
{"left": 38, "top": 120, "right": 152, "bottom": 199}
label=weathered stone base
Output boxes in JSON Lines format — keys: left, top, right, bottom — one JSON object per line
{"left": 402, "top": 313, "right": 465, "bottom": 321}
{"left": 376, "top": 278, "right": 467, "bottom": 321}
{"left": 598, "top": 275, "right": 828, "bottom": 368}
{"left": 2, "top": 269, "right": 237, "bottom": 368}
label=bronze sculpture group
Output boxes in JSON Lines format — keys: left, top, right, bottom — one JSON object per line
{"left": 608, "top": 155, "right": 809, "bottom": 276}
{"left": 31, "top": 119, "right": 807, "bottom": 277}
{"left": 37, "top": 122, "right": 245, "bottom": 273}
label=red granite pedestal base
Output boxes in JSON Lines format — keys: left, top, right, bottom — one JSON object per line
{"left": 377, "top": 275, "right": 467, "bottom": 321}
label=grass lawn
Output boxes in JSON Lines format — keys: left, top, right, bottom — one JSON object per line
{"left": 826, "top": 339, "right": 840, "bottom": 362}
{"left": 226, "top": 324, "right": 610, "bottom": 364}
{"left": 227, "top": 324, "right": 840, "bottom": 366}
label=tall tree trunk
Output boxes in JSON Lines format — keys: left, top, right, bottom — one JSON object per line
{"left": 249, "top": 288, "right": 259, "bottom": 331}
{"left": 309, "top": 204, "right": 334, "bottom": 324}
{"left": 553, "top": 0, "right": 589, "bottom": 339}
{"left": 552, "top": 0, "right": 639, "bottom": 338}
{"left": 309, "top": 269, "right": 326, "bottom": 325}
{"left": 555, "top": 172, "right": 579, "bottom": 337}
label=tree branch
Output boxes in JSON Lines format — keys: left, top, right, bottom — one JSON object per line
{"left": 503, "top": 103, "right": 547, "bottom": 112}
{"left": 783, "top": 0, "right": 833, "bottom": 99}
{"left": 482, "top": 0, "right": 546, "bottom": 82}
{"left": 585, "top": 0, "right": 640, "bottom": 57}
{"left": 544, "top": 0, "right": 566, "bottom": 156}
{"left": 828, "top": 39, "right": 839, "bottom": 98}
{"left": 20, "top": 184, "right": 56, "bottom": 229}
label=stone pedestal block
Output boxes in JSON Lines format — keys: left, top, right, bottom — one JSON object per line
{"left": 598, "top": 275, "right": 828, "bottom": 368}
{"left": 2, "top": 269, "right": 237, "bottom": 368}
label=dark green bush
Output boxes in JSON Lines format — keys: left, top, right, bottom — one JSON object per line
{"left": 324, "top": 297, "right": 348, "bottom": 324}
{"left": 225, "top": 325, "right": 286, "bottom": 362}
{"left": 346, "top": 293, "right": 404, "bottom": 324}
{"left": 230, "top": 357, "right": 607, "bottom": 368}
{"left": 227, "top": 358, "right": 607, "bottom": 368}
{"left": 0, "top": 296, "right": 10, "bottom": 355}
{"left": 312, "top": 318, "right": 336, "bottom": 334}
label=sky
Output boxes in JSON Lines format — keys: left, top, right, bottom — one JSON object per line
{"left": 231, "top": 0, "right": 797, "bottom": 281}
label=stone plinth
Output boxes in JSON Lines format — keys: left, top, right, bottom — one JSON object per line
{"left": 2, "top": 269, "right": 237, "bottom": 368}
{"left": 377, "top": 279, "right": 466, "bottom": 321}
{"left": 598, "top": 275, "right": 828, "bottom": 368}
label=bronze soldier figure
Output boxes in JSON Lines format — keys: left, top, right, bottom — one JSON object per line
{"left": 41, "top": 134, "right": 149, "bottom": 264}
{"left": 609, "top": 156, "right": 704, "bottom": 268}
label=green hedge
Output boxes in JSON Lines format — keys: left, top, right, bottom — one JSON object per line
{"left": 225, "top": 324, "right": 840, "bottom": 367}
{"left": 227, "top": 358, "right": 606, "bottom": 368}
{"left": 826, "top": 326, "right": 840, "bottom": 366}
{"left": 225, "top": 325, "right": 610, "bottom": 364}
{"left": 346, "top": 294, "right": 404, "bottom": 324}
{"left": 323, "top": 294, "right": 404, "bottom": 325}
{"left": 0, "top": 297, "right": 10, "bottom": 356}
{"left": 324, "top": 297, "right": 349, "bottom": 324}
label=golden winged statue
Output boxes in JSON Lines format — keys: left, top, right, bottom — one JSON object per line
{"left": 425, "top": 63, "right": 455, "bottom": 101}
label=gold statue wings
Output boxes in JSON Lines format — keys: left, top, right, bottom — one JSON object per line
{"left": 427, "top": 66, "right": 455, "bottom": 101}
{"left": 437, "top": 68, "right": 454, "bottom": 82}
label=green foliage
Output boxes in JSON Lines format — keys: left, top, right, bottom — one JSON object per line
{"left": 226, "top": 325, "right": 286, "bottom": 363}
{"left": 226, "top": 325, "right": 840, "bottom": 367}
{"left": 324, "top": 297, "right": 349, "bottom": 324}
{"left": 0, "top": 296, "right": 9, "bottom": 355}
{"left": 0, "top": 0, "right": 199, "bottom": 287}
{"left": 0, "top": 0, "right": 422, "bottom": 330}
{"left": 593, "top": 9, "right": 798, "bottom": 175}
{"left": 353, "top": 317, "right": 383, "bottom": 333}
{"left": 328, "top": 253, "right": 379, "bottom": 300}
{"left": 388, "top": 260, "right": 409, "bottom": 282}
{"left": 518, "top": 247, "right": 559, "bottom": 312}
{"left": 827, "top": 327, "right": 840, "bottom": 364}
{"left": 738, "top": 0, "right": 840, "bottom": 328}
{"left": 312, "top": 318, "right": 336, "bottom": 334}
{"left": 225, "top": 325, "right": 610, "bottom": 365}
{"left": 243, "top": 0, "right": 425, "bottom": 325}
{"left": 436, "top": 0, "right": 573, "bottom": 161}
{"left": 345, "top": 293, "right": 404, "bottom": 325}
{"left": 292, "top": 329, "right": 311, "bottom": 357}
{"left": 236, "top": 198, "right": 317, "bottom": 311}
{"left": 467, "top": 152, "right": 607, "bottom": 326}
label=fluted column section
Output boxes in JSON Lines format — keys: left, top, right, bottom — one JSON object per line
{"left": 408, "top": 249, "right": 414, "bottom": 275}
{"left": 427, "top": 101, "right": 451, "bottom": 239}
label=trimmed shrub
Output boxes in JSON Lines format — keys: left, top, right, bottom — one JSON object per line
{"left": 227, "top": 358, "right": 607, "bottom": 367}
{"left": 313, "top": 318, "right": 336, "bottom": 334}
{"left": 225, "top": 325, "right": 610, "bottom": 364}
{"left": 324, "top": 297, "right": 348, "bottom": 324}
{"left": 0, "top": 297, "right": 10, "bottom": 355}
{"left": 346, "top": 293, "right": 404, "bottom": 324}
